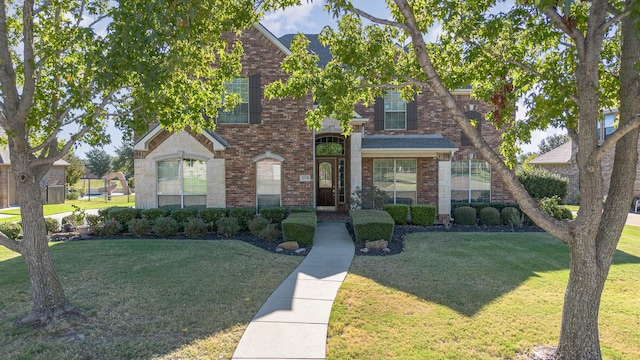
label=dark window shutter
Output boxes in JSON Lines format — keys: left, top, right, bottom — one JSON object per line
{"left": 374, "top": 97, "right": 384, "bottom": 130}
{"left": 406, "top": 95, "right": 417, "bottom": 130}
{"left": 249, "top": 74, "right": 261, "bottom": 124}
{"left": 461, "top": 111, "right": 482, "bottom": 146}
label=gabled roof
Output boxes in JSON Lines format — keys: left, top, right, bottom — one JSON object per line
{"left": 361, "top": 135, "right": 457, "bottom": 157}
{"left": 133, "top": 123, "right": 228, "bottom": 152}
{"left": 528, "top": 141, "right": 572, "bottom": 165}
{"left": 254, "top": 23, "right": 292, "bottom": 56}
{"left": 279, "top": 33, "right": 331, "bottom": 68}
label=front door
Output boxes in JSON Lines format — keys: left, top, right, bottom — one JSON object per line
{"left": 317, "top": 159, "right": 336, "bottom": 210}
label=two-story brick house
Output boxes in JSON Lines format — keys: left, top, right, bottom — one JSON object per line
{"left": 133, "top": 24, "right": 514, "bottom": 222}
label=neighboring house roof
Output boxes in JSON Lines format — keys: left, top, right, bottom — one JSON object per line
{"left": 528, "top": 141, "right": 572, "bottom": 165}
{"left": 279, "top": 33, "right": 332, "bottom": 68}
{"left": 0, "top": 147, "right": 69, "bottom": 167}
{"left": 361, "top": 135, "right": 457, "bottom": 157}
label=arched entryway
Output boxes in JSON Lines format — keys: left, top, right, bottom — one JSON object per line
{"left": 316, "top": 135, "right": 348, "bottom": 211}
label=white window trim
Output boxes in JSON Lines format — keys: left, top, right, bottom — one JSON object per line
{"left": 384, "top": 91, "right": 407, "bottom": 130}
{"left": 373, "top": 158, "right": 417, "bottom": 204}
{"left": 157, "top": 156, "right": 207, "bottom": 209}
{"left": 218, "top": 77, "right": 250, "bottom": 124}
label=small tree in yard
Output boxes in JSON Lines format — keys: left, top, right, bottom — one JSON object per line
{"left": 266, "top": 1, "right": 640, "bottom": 358}
{"left": 0, "top": 0, "right": 297, "bottom": 326}
{"left": 64, "top": 152, "right": 85, "bottom": 189}
{"left": 85, "top": 149, "right": 112, "bottom": 194}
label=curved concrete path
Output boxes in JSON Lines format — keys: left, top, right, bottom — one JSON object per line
{"left": 232, "top": 222, "right": 354, "bottom": 360}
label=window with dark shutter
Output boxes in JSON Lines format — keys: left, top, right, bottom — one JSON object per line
{"left": 406, "top": 96, "right": 417, "bottom": 130}
{"left": 461, "top": 111, "right": 482, "bottom": 146}
{"left": 249, "top": 74, "right": 262, "bottom": 124}
{"left": 374, "top": 97, "right": 384, "bottom": 130}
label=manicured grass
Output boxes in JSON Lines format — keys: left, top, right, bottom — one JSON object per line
{"left": 0, "top": 239, "right": 302, "bottom": 359}
{"left": 327, "top": 227, "right": 640, "bottom": 359}
{"left": 0, "top": 195, "right": 135, "bottom": 222}
{"left": 564, "top": 204, "right": 579, "bottom": 212}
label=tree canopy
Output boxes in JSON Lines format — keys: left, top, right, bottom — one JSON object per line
{"left": 267, "top": 1, "right": 639, "bottom": 358}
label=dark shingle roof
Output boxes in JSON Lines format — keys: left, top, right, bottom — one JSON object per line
{"left": 279, "top": 34, "right": 332, "bottom": 68}
{"left": 362, "top": 135, "right": 456, "bottom": 150}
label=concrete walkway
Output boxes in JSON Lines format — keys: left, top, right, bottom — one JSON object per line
{"left": 232, "top": 222, "right": 354, "bottom": 360}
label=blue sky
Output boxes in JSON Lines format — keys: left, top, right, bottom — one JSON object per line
{"left": 79, "top": 1, "right": 552, "bottom": 158}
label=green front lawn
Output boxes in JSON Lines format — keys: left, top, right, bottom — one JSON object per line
{"left": 0, "top": 195, "right": 135, "bottom": 222}
{"left": 327, "top": 227, "right": 640, "bottom": 359}
{"left": 0, "top": 240, "right": 302, "bottom": 359}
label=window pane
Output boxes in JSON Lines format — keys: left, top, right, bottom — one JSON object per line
{"left": 158, "top": 195, "right": 181, "bottom": 209}
{"left": 373, "top": 159, "right": 394, "bottom": 192}
{"left": 451, "top": 190, "right": 470, "bottom": 202}
{"left": 384, "top": 90, "right": 406, "bottom": 130}
{"left": 338, "top": 159, "right": 345, "bottom": 203}
{"left": 604, "top": 114, "right": 616, "bottom": 139}
{"left": 318, "top": 162, "right": 333, "bottom": 188}
{"left": 184, "top": 195, "right": 206, "bottom": 208}
{"left": 183, "top": 159, "right": 207, "bottom": 194}
{"left": 471, "top": 160, "right": 491, "bottom": 191}
{"left": 158, "top": 160, "right": 180, "bottom": 195}
{"left": 219, "top": 78, "right": 249, "bottom": 124}
{"left": 471, "top": 190, "right": 491, "bottom": 203}
{"left": 257, "top": 159, "right": 281, "bottom": 209}
{"left": 451, "top": 161, "right": 469, "bottom": 191}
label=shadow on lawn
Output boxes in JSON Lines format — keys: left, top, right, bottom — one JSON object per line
{"left": 349, "top": 232, "right": 640, "bottom": 317}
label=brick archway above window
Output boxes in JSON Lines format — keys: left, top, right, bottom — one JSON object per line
{"left": 252, "top": 151, "right": 285, "bottom": 163}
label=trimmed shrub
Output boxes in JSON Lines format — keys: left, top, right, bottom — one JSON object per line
{"left": 216, "top": 217, "right": 239, "bottom": 237}
{"left": 281, "top": 212, "right": 317, "bottom": 246}
{"left": 479, "top": 207, "right": 501, "bottom": 226}
{"left": 128, "top": 218, "right": 152, "bottom": 238}
{"left": 259, "top": 224, "right": 281, "bottom": 242}
{"left": 453, "top": 206, "right": 476, "bottom": 226}
{"left": 107, "top": 207, "right": 140, "bottom": 228}
{"left": 451, "top": 202, "right": 520, "bottom": 214}
{"left": 384, "top": 204, "right": 409, "bottom": 225}
{"left": 501, "top": 207, "right": 522, "bottom": 227}
{"left": 229, "top": 207, "right": 256, "bottom": 231}
{"left": 184, "top": 218, "right": 207, "bottom": 238}
{"left": 539, "top": 196, "right": 573, "bottom": 221}
{"left": 0, "top": 223, "right": 22, "bottom": 239}
{"left": 289, "top": 206, "right": 316, "bottom": 214}
{"left": 350, "top": 210, "right": 394, "bottom": 242}
{"left": 66, "top": 191, "right": 80, "bottom": 200}
{"left": 199, "top": 208, "right": 229, "bottom": 231}
{"left": 45, "top": 218, "right": 60, "bottom": 234}
{"left": 249, "top": 217, "right": 270, "bottom": 236}
{"left": 98, "top": 207, "right": 114, "bottom": 222}
{"left": 260, "top": 207, "right": 287, "bottom": 224}
{"left": 410, "top": 205, "right": 436, "bottom": 226}
{"left": 153, "top": 216, "right": 179, "bottom": 237}
{"left": 99, "top": 218, "right": 123, "bottom": 236}
{"left": 85, "top": 214, "right": 101, "bottom": 228}
{"left": 516, "top": 166, "right": 568, "bottom": 200}
{"left": 171, "top": 208, "right": 199, "bottom": 224}
{"left": 141, "top": 208, "right": 170, "bottom": 222}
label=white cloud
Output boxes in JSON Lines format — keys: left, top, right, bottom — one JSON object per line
{"left": 262, "top": 2, "right": 324, "bottom": 36}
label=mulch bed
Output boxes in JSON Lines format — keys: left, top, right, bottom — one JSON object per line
{"left": 64, "top": 222, "right": 543, "bottom": 257}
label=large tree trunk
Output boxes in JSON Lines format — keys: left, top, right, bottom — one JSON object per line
{"left": 556, "top": 236, "right": 608, "bottom": 359}
{"left": 11, "top": 153, "right": 75, "bottom": 325}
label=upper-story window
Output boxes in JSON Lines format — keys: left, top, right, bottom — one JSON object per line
{"left": 218, "top": 77, "right": 249, "bottom": 124}
{"left": 597, "top": 113, "right": 616, "bottom": 142}
{"left": 384, "top": 90, "right": 406, "bottom": 130}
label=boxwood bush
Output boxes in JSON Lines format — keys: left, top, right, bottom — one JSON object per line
{"left": 350, "top": 210, "right": 394, "bottom": 242}
{"left": 153, "top": 216, "right": 179, "bottom": 237}
{"left": 128, "top": 218, "right": 152, "bottom": 238}
{"left": 384, "top": 204, "right": 409, "bottom": 225}
{"left": 229, "top": 207, "right": 256, "bottom": 231}
{"left": 170, "top": 208, "right": 199, "bottom": 224}
{"left": 45, "top": 218, "right": 60, "bottom": 234}
{"left": 184, "top": 218, "right": 208, "bottom": 238}
{"left": 0, "top": 223, "right": 22, "bottom": 239}
{"left": 259, "top": 224, "right": 281, "bottom": 242}
{"left": 453, "top": 206, "right": 477, "bottom": 226}
{"left": 539, "top": 196, "right": 573, "bottom": 220}
{"left": 106, "top": 207, "right": 140, "bottom": 228}
{"left": 249, "top": 217, "right": 270, "bottom": 236}
{"left": 501, "top": 207, "right": 522, "bottom": 227}
{"left": 281, "top": 212, "right": 317, "bottom": 246}
{"left": 216, "top": 217, "right": 239, "bottom": 237}
{"left": 479, "top": 207, "right": 501, "bottom": 226}
{"left": 410, "top": 205, "right": 436, "bottom": 226}
{"left": 141, "top": 208, "right": 170, "bottom": 222}
{"left": 260, "top": 206, "right": 287, "bottom": 224}
{"left": 199, "top": 208, "right": 229, "bottom": 231}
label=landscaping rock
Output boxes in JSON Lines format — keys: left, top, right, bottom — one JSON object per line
{"left": 382, "top": 247, "right": 391, "bottom": 254}
{"left": 360, "top": 248, "right": 370, "bottom": 253}
{"left": 294, "top": 248, "right": 307, "bottom": 255}
{"left": 278, "top": 241, "right": 300, "bottom": 250}
{"left": 365, "top": 240, "right": 388, "bottom": 249}
{"left": 275, "top": 247, "right": 283, "bottom": 253}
